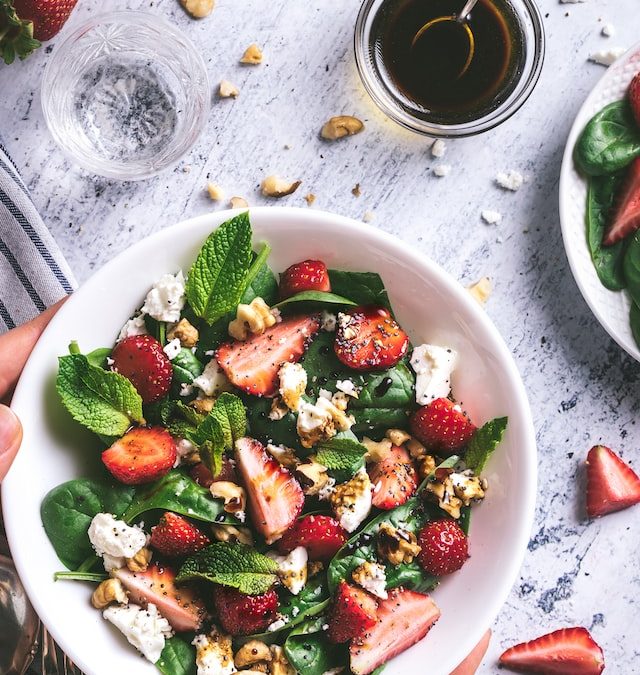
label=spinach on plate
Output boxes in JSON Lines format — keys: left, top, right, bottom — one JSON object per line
{"left": 328, "top": 270, "right": 392, "bottom": 311}
{"left": 283, "top": 616, "right": 345, "bottom": 675}
{"left": 157, "top": 636, "right": 197, "bottom": 675}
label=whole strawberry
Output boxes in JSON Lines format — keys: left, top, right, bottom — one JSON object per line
{"left": 279, "top": 259, "right": 331, "bottom": 299}
{"left": 150, "top": 512, "right": 211, "bottom": 557}
{"left": 417, "top": 519, "right": 468, "bottom": 576}
{"left": 629, "top": 72, "right": 640, "bottom": 127}
{"left": 410, "top": 397, "right": 477, "bottom": 454}
{"left": 1, "top": 0, "right": 78, "bottom": 64}
{"left": 213, "top": 585, "right": 279, "bottom": 636}
{"left": 277, "top": 514, "right": 347, "bottom": 561}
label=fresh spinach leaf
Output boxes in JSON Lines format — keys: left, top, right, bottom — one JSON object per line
{"left": 464, "top": 417, "right": 508, "bottom": 474}
{"left": 274, "top": 290, "right": 357, "bottom": 310}
{"left": 57, "top": 352, "right": 144, "bottom": 436}
{"left": 385, "top": 561, "right": 438, "bottom": 593}
{"left": 85, "top": 347, "right": 112, "bottom": 368}
{"left": 145, "top": 398, "right": 177, "bottom": 426}
{"left": 284, "top": 617, "right": 345, "bottom": 675}
{"left": 624, "top": 231, "right": 640, "bottom": 308}
{"left": 171, "top": 348, "right": 204, "bottom": 386}
{"left": 351, "top": 407, "right": 411, "bottom": 435}
{"left": 631, "top": 301, "right": 640, "bottom": 351}
{"left": 41, "top": 479, "right": 135, "bottom": 570}
{"left": 245, "top": 398, "right": 301, "bottom": 450}
{"left": 328, "top": 270, "right": 391, "bottom": 310}
{"left": 186, "top": 213, "right": 253, "bottom": 325}
{"left": 575, "top": 101, "right": 640, "bottom": 176}
{"left": 587, "top": 173, "right": 627, "bottom": 290}
{"left": 157, "top": 636, "right": 197, "bottom": 675}
{"left": 459, "top": 505, "right": 472, "bottom": 535}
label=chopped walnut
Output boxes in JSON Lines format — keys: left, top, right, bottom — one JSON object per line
{"left": 91, "top": 578, "right": 128, "bottom": 608}
{"left": 406, "top": 438, "right": 427, "bottom": 459}
{"left": 235, "top": 640, "right": 272, "bottom": 668}
{"left": 240, "top": 43, "right": 263, "bottom": 64}
{"left": 330, "top": 470, "right": 372, "bottom": 533}
{"left": 467, "top": 276, "right": 492, "bottom": 306}
{"left": 210, "top": 481, "right": 246, "bottom": 515}
{"left": 377, "top": 523, "right": 421, "bottom": 566}
{"left": 239, "top": 666, "right": 269, "bottom": 674}
{"left": 270, "top": 645, "right": 296, "bottom": 675}
{"left": 320, "top": 115, "right": 364, "bottom": 140}
{"left": 230, "top": 196, "right": 249, "bottom": 209}
{"left": 295, "top": 459, "right": 329, "bottom": 496}
{"left": 168, "top": 318, "right": 199, "bottom": 348}
{"left": 180, "top": 0, "right": 214, "bottom": 19}
{"left": 219, "top": 80, "right": 239, "bottom": 98}
{"left": 126, "top": 547, "right": 152, "bottom": 572}
{"left": 191, "top": 395, "right": 216, "bottom": 414}
{"left": 229, "top": 297, "right": 278, "bottom": 341}
{"left": 450, "top": 470, "right": 486, "bottom": 505}
{"left": 266, "top": 443, "right": 299, "bottom": 468}
{"left": 352, "top": 183, "right": 361, "bottom": 197}
{"left": 385, "top": 428, "right": 412, "bottom": 446}
{"left": 362, "top": 436, "right": 392, "bottom": 463}
{"left": 207, "top": 182, "right": 225, "bottom": 202}
{"left": 268, "top": 397, "right": 289, "bottom": 421}
{"left": 304, "top": 193, "right": 316, "bottom": 206}
{"left": 308, "top": 561, "right": 324, "bottom": 578}
{"left": 261, "top": 175, "right": 302, "bottom": 198}
{"left": 424, "top": 469, "right": 463, "bottom": 519}
{"left": 416, "top": 454, "right": 437, "bottom": 481}
{"left": 211, "top": 523, "right": 254, "bottom": 546}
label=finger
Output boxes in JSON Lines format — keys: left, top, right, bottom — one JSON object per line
{"left": 0, "top": 405, "right": 23, "bottom": 481}
{"left": 450, "top": 629, "right": 491, "bottom": 675}
{"left": 0, "top": 297, "right": 67, "bottom": 401}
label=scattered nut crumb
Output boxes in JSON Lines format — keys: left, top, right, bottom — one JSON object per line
{"left": 433, "top": 164, "right": 451, "bottom": 177}
{"left": 601, "top": 22, "right": 615, "bottom": 37}
{"left": 320, "top": 116, "right": 364, "bottom": 140}
{"left": 352, "top": 183, "right": 361, "bottom": 197}
{"left": 261, "top": 175, "right": 302, "bottom": 198}
{"left": 467, "top": 277, "right": 492, "bottom": 305}
{"left": 207, "top": 183, "right": 224, "bottom": 201}
{"left": 179, "top": 0, "right": 214, "bottom": 18}
{"left": 481, "top": 209, "right": 502, "bottom": 224}
{"left": 363, "top": 210, "right": 374, "bottom": 223}
{"left": 284, "top": 144, "right": 292, "bottom": 150}
{"left": 304, "top": 193, "right": 316, "bottom": 205}
{"left": 230, "top": 196, "right": 249, "bottom": 209}
{"left": 240, "top": 43, "right": 263, "bottom": 64}
{"left": 431, "top": 139, "right": 447, "bottom": 158}
{"left": 219, "top": 80, "right": 239, "bottom": 98}
{"left": 182, "top": 165, "right": 191, "bottom": 173}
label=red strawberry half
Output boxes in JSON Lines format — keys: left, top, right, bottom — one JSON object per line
{"left": 602, "top": 157, "right": 640, "bottom": 246}
{"left": 629, "top": 72, "right": 640, "bottom": 127}
{"left": 499, "top": 627, "right": 605, "bottom": 674}
{"left": 350, "top": 588, "right": 440, "bottom": 674}
{"left": 102, "top": 426, "right": 177, "bottom": 485}
{"left": 277, "top": 514, "right": 347, "bottom": 561}
{"left": 586, "top": 444, "right": 640, "bottom": 518}
{"left": 213, "top": 585, "right": 279, "bottom": 636}
{"left": 410, "top": 398, "right": 477, "bottom": 455}
{"left": 280, "top": 259, "right": 331, "bottom": 299}
{"left": 150, "top": 512, "right": 211, "bottom": 557}
{"left": 235, "top": 437, "right": 304, "bottom": 543}
{"left": 111, "top": 335, "right": 173, "bottom": 404}
{"left": 369, "top": 445, "right": 417, "bottom": 510}
{"left": 216, "top": 315, "right": 320, "bottom": 397}
{"left": 327, "top": 581, "right": 378, "bottom": 644}
{"left": 334, "top": 306, "right": 409, "bottom": 371}
{"left": 114, "top": 562, "right": 206, "bottom": 632}
{"left": 417, "top": 518, "right": 468, "bottom": 576}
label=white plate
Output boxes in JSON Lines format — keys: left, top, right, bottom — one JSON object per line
{"left": 560, "top": 45, "right": 640, "bottom": 362}
{"left": 3, "top": 207, "right": 536, "bottom": 675}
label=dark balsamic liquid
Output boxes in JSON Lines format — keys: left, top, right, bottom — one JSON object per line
{"left": 374, "top": 0, "right": 524, "bottom": 122}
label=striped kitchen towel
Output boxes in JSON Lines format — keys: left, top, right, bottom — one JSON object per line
{"left": 0, "top": 138, "right": 76, "bottom": 333}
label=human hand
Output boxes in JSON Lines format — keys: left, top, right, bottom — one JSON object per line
{"left": 0, "top": 299, "right": 66, "bottom": 480}
{"left": 450, "top": 630, "right": 491, "bottom": 675}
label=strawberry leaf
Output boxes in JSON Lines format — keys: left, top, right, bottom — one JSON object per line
{"left": 0, "top": 1, "right": 41, "bottom": 65}
{"left": 464, "top": 417, "right": 508, "bottom": 474}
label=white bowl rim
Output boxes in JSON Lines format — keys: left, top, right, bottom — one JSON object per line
{"left": 3, "top": 206, "right": 537, "bottom": 675}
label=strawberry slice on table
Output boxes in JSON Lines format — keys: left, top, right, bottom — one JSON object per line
{"left": 111, "top": 334, "right": 173, "bottom": 404}
{"left": 216, "top": 315, "right": 320, "bottom": 397}
{"left": 629, "top": 72, "right": 640, "bottom": 127}
{"left": 276, "top": 514, "right": 347, "bottom": 561}
{"left": 499, "top": 627, "right": 605, "bottom": 674}
{"left": 327, "top": 580, "right": 378, "bottom": 644}
{"left": 410, "top": 397, "right": 477, "bottom": 455}
{"left": 150, "top": 512, "right": 211, "bottom": 558}
{"left": 417, "top": 518, "right": 468, "bottom": 576}
{"left": 114, "top": 562, "right": 206, "bottom": 632}
{"left": 586, "top": 444, "right": 640, "bottom": 518}
{"left": 102, "top": 426, "right": 177, "bottom": 485}
{"left": 349, "top": 588, "right": 440, "bottom": 674}
{"left": 334, "top": 306, "right": 409, "bottom": 371}
{"left": 213, "top": 585, "right": 279, "bottom": 636}
{"left": 369, "top": 445, "right": 417, "bottom": 510}
{"left": 235, "top": 437, "right": 304, "bottom": 544}
{"left": 602, "top": 157, "right": 640, "bottom": 246}
{"left": 279, "top": 259, "right": 331, "bottom": 299}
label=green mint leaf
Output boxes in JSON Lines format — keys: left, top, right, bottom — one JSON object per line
{"left": 274, "top": 290, "right": 358, "bottom": 309}
{"left": 186, "top": 213, "right": 253, "bottom": 324}
{"left": 464, "top": 417, "right": 508, "bottom": 474}
{"left": 316, "top": 438, "right": 367, "bottom": 473}
{"left": 207, "top": 392, "right": 247, "bottom": 449}
{"left": 177, "top": 542, "right": 279, "bottom": 595}
{"left": 191, "top": 410, "right": 225, "bottom": 477}
{"left": 56, "top": 353, "right": 144, "bottom": 436}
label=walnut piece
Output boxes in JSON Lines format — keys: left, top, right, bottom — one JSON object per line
{"left": 377, "top": 523, "right": 421, "bottom": 566}
{"left": 406, "top": 438, "right": 427, "bottom": 458}
{"left": 168, "top": 317, "right": 199, "bottom": 348}
{"left": 219, "top": 80, "right": 239, "bottom": 98}
{"left": 266, "top": 443, "right": 299, "bottom": 468}
{"left": 211, "top": 524, "right": 254, "bottom": 546}
{"left": 261, "top": 175, "right": 302, "bottom": 198}
{"left": 304, "top": 193, "right": 316, "bottom": 205}
{"left": 207, "top": 183, "right": 225, "bottom": 201}
{"left": 424, "top": 470, "right": 463, "bottom": 519}
{"left": 191, "top": 395, "right": 216, "bottom": 414}
{"left": 180, "top": 0, "right": 214, "bottom": 19}
{"left": 126, "top": 546, "right": 152, "bottom": 572}
{"left": 308, "top": 561, "right": 324, "bottom": 578}
{"left": 385, "top": 428, "right": 411, "bottom": 446}
{"left": 210, "top": 481, "right": 246, "bottom": 515}
{"left": 229, "top": 297, "right": 277, "bottom": 341}
{"left": 235, "top": 640, "right": 272, "bottom": 668}
{"left": 320, "top": 115, "right": 364, "bottom": 140}
{"left": 467, "top": 276, "right": 492, "bottom": 305}
{"left": 268, "top": 397, "right": 289, "bottom": 421}
{"left": 416, "top": 454, "right": 437, "bottom": 481}
{"left": 362, "top": 436, "right": 392, "bottom": 463}
{"left": 295, "top": 459, "right": 329, "bottom": 496}
{"left": 91, "top": 578, "right": 128, "bottom": 608}
{"left": 270, "top": 646, "right": 296, "bottom": 675}
{"left": 230, "top": 196, "right": 249, "bottom": 209}
{"left": 240, "top": 43, "right": 263, "bottom": 64}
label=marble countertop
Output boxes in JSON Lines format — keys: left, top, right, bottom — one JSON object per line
{"left": 1, "top": 0, "right": 639, "bottom": 671}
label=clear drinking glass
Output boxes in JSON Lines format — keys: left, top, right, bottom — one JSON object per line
{"left": 41, "top": 11, "right": 210, "bottom": 180}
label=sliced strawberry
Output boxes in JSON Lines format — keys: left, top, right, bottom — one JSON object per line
{"left": 102, "top": 426, "right": 176, "bottom": 485}
{"left": 150, "top": 512, "right": 211, "bottom": 557}
{"left": 114, "top": 562, "right": 206, "bottom": 632}
{"left": 409, "top": 398, "right": 477, "bottom": 455}
{"left": 629, "top": 72, "right": 640, "bottom": 127}
{"left": 235, "top": 437, "right": 304, "bottom": 544}
{"left": 277, "top": 514, "right": 347, "bottom": 561}
{"left": 369, "top": 446, "right": 417, "bottom": 510}
{"left": 586, "top": 444, "right": 640, "bottom": 517}
{"left": 499, "top": 627, "right": 605, "bottom": 674}
{"left": 417, "top": 518, "right": 468, "bottom": 576}
{"left": 350, "top": 588, "right": 440, "bottom": 674}
{"left": 111, "top": 334, "right": 173, "bottom": 404}
{"left": 334, "top": 307, "right": 409, "bottom": 371}
{"left": 602, "top": 157, "right": 640, "bottom": 246}
{"left": 216, "top": 315, "right": 320, "bottom": 397}
{"left": 189, "top": 457, "right": 237, "bottom": 488}
{"left": 279, "top": 259, "right": 331, "bottom": 299}
{"left": 327, "top": 581, "right": 378, "bottom": 644}
{"left": 213, "top": 585, "right": 279, "bottom": 636}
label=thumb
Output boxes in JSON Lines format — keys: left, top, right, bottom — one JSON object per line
{"left": 0, "top": 405, "right": 22, "bottom": 481}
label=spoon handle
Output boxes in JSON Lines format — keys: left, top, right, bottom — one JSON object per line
{"left": 457, "top": 0, "right": 480, "bottom": 21}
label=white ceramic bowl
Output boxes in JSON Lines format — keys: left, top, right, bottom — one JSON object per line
{"left": 3, "top": 207, "right": 536, "bottom": 675}
{"left": 560, "top": 44, "right": 640, "bottom": 362}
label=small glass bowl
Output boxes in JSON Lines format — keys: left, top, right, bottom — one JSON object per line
{"left": 354, "top": 0, "right": 545, "bottom": 138}
{"left": 42, "top": 11, "right": 210, "bottom": 180}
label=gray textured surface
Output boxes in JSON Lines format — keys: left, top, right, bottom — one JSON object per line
{"left": 1, "top": 0, "right": 639, "bottom": 671}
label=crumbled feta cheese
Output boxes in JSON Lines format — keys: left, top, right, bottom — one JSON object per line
{"left": 352, "top": 561, "right": 388, "bottom": 599}
{"left": 103, "top": 603, "right": 173, "bottom": 663}
{"left": 431, "top": 139, "right": 447, "bottom": 158}
{"left": 495, "top": 170, "right": 524, "bottom": 191}
{"left": 317, "top": 477, "right": 336, "bottom": 501}
{"left": 267, "top": 546, "right": 308, "bottom": 595}
{"left": 174, "top": 438, "right": 198, "bottom": 467}
{"left": 266, "top": 443, "right": 299, "bottom": 468}
{"left": 330, "top": 470, "right": 372, "bottom": 533}
{"left": 117, "top": 315, "right": 148, "bottom": 341}
{"left": 481, "top": 209, "right": 502, "bottom": 224}
{"left": 433, "top": 164, "right": 451, "bottom": 177}
{"left": 88, "top": 513, "right": 147, "bottom": 572}
{"left": 601, "top": 22, "right": 615, "bottom": 37}
{"left": 291, "top": 606, "right": 300, "bottom": 617}
{"left": 321, "top": 310, "right": 337, "bottom": 332}
{"left": 106, "top": 356, "right": 115, "bottom": 367}
{"left": 410, "top": 344, "right": 457, "bottom": 405}
{"left": 192, "top": 630, "right": 236, "bottom": 675}
{"left": 297, "top": 395, "right": 354, "bottom": 448}
{"left": 163, "top": 338, "right": 181, "bottom": 360}
{"left": 336, "top": 379, "right": 359, "bottom": 398}
{"left": 268, "top": 618, "right": 288, "bottom": 632}
{"left": 141, "top": 271, "right": 186, "bottom": 323}
{"left": 588, "top": 47, "right": 625, "bottom": 66}
{"left": 193, "top": 359, "right": 231, "bottom": 397}
{"left": 179, "top": 383, "right": 194, "bottom": 397}
{"left": 279, "top": 362, "right": 307, "bottom": 411}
